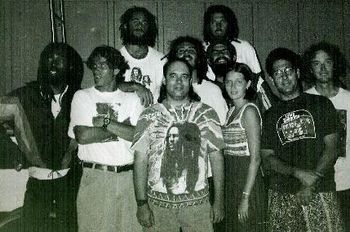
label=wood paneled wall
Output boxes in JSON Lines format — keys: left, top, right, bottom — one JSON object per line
{"left": 1, "top": 0, "right": 349, "bottom": 95}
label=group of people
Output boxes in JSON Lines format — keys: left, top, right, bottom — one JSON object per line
{"left": 0, "top": 4, "right": 349, "bottom": 232}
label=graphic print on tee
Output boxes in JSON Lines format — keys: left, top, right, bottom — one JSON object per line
{"left": 337, "top": 109, "right": 347, "bottom": 157}
{"left": 94, "top": 102, "right": 123, "bottom": 142}
{"left": 96, "top": 102, "right": 120, "bottom": 120}
{"left": 160, "top": 122, "right": 201, "bottom": 195}
{"left": 276, "top": 109, "right": 316, "bottom": 145}
{"left": 130, "top": 67, "right": 151, "bottom": 88}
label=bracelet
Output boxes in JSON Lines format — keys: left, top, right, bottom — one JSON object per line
{"left": 136, "top": 199, "right": 148, "bottom": 207}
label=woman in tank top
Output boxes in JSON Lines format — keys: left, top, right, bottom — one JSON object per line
{"left": 219, "top": 63, "right": 266, "bottom": 232}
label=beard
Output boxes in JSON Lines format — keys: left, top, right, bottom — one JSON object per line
{"left": 125, "top": 32, "right": 149, "bottom": 46}
{"left": 211, "top": 58, "right": 235, "bottom": 78}
{"left": 44, "top": 69, "right": 67, "bottom": 88}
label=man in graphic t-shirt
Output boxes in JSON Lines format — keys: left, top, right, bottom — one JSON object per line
{"left": 68, "top": 46, "right": 143, "bottom": 232}
{"left": 261, "top": 47, "right": 344, "bottom": 231}
{"left": 119, "top": 6, "right": 165, "bottom": 103}
{"left": 132, "top": 58, "right": 224, "bottom": 231}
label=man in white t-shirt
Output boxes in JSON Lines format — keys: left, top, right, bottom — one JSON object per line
{"left": 68, "top": 46, "right": 144, "bottom": 232}
{"left": 203, "top": 5, "right": 276, "bottom": 112}
{"left": 119, "top": 6, "right": 165, "bottom": 103}
{"left": 303, "top": 41, "right": 350, "bottom": 231}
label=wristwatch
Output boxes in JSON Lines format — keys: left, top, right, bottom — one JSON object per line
{"left": 103, "top": 117, "right": 111, "bottom": 129}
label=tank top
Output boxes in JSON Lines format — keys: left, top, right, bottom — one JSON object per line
{"left": 222, "top": 103, "right": 261, "bottom": 157}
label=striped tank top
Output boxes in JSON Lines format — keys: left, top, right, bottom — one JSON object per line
{"left": 222, "top": 103, "right": 261, "bottom": 156}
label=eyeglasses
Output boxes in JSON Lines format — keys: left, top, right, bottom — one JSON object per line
{"left": 273, "top": 67, "right": 295, "bottom": 78}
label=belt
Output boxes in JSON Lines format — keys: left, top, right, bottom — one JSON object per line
{"left": 82, "top": 162, "right": 133, "bottom": 173}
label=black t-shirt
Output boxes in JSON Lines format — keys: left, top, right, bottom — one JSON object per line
{"left": 261, "top": 93, "right": 339, "bottom": 193}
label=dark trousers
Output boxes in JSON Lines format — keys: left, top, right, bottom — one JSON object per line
{"left": 20, "top": 167, "right": 81, "bottom": 232}
{"left": 337, "top": 189, "right": 350, "bottom": 232}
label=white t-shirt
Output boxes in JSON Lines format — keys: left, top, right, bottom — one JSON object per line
{"left": 306, "top": 87, "right": 350, "bottom": 191}
{"left": 206, "top": 38, "right": 262, "bottom": 81}
{"left": 68, "top": 87, "right": 143, "bottom": 166}
{"left": 193, "top": 79, "right": 228, "bottom": 125}
{"left": 120, "top": 46, "right": 166, "bottom": 103}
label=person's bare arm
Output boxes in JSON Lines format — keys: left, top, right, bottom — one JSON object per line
{"left": 315, "top": 133, "right": 338, "bottom": 176}
{"left": 118, "top": 82, "right": 153, "bottom": 107}
{"left": 74, "top": 115, "right": 136, "bottom": 144}
{"left": 238, "top": 106, "right": 261, "bottom": 222}
{"left": 73, "top": 126, "right": 118, "bottom": 145}
{"left": 133, "top": 150, "right": 154, "bottom": 228}
{"left": 104, "top": 118, "right": 135, "bottom": 142}
{"left": 209, "top": 150, "right": 225, "bottom": 223}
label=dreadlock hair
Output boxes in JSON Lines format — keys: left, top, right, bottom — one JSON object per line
{"left": 167, "top": 36, "right": 208, "bottom": 84}
{"left": 37, "top": 42, "right": 83, "bottom": 104}
{"left": 119, "top": 6, "right": 158, "bottom": 47}
{"left": 203, "top": 5, "right": 239, "bottom": 43}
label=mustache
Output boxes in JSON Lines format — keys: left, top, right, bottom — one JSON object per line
{"left": 213, "top": 56, "right": 230, "bottom": 64}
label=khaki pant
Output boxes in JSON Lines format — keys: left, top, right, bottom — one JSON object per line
{"left": 77, "top": 168, "right": 141, "bottom": 232}
{"left": 144, "top": 201, "right": 213, "bottom": 232}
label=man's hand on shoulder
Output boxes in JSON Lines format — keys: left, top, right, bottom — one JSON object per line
{"left": 118, "top": 82, "right": 153, "bottom": 107}
{"left": 133, "top": 83, "right": 153, "bottom": 107}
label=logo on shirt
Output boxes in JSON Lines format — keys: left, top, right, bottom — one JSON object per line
{"left": 276, "top": 109, "right": 316, "bottom": 145}
{"left": 130, "top": 67, "right": 151, "bottom": 88}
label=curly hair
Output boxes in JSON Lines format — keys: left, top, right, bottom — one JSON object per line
{"left": 301, "top": 41, "right": 347, "bottom": 88}
{"left": 203, "top": 5, "right": 239, "bottom": 43}
{"left": 86, "top": 45, "right": 129, "bottom": 83}
{"left": 37, "top": 42, "right": 83, "bottom": 103}
{"left": 157, "top": 58, "right": 201, "bottom": 103}
{"left": 119, "top": 6, "right": 158, "bottom": 47}
{"left": 167, "top": 36, "right": 208, "bottom": 84}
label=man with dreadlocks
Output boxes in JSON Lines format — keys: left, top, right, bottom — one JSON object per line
{"left": 119, "top": 6, "right": 166, "bottom": 104}
{"left": 8, "top": 42, "right": 84, "bottom": 232}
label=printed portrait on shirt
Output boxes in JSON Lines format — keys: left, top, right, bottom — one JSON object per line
{"left": 131, "top": 67, "right": 142, "bottom": 82}
{"left": 160, "top": 122, "right": 201, "bottom": 195}
{"left": 129, "top": 67, "right": 151, "bottom": 88}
